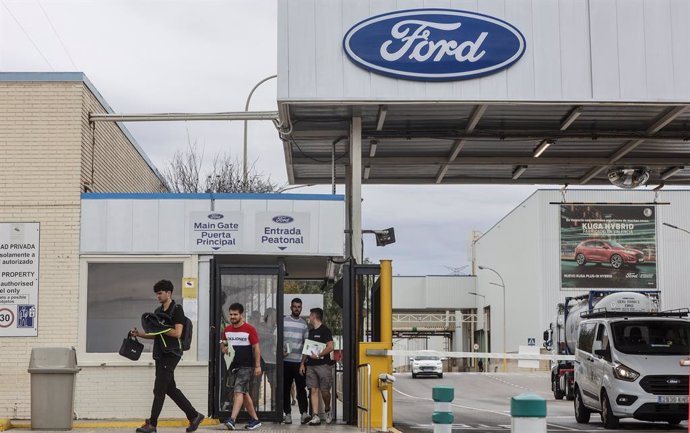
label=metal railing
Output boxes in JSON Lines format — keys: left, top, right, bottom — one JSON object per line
{"left": 356, "top": 363, "right": 371, "bottom": 433}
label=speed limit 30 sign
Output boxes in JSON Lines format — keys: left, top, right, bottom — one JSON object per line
{"left": 0, "top": 307, "right": 15, "bottom": 328}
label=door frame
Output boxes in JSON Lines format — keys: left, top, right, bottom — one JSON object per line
{"left": 208, "top": 261, "right": 285, "bottom": 422}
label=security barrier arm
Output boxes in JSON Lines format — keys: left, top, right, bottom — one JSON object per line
{"left": 366, "top": 349, "right": 575, "bottom": 362}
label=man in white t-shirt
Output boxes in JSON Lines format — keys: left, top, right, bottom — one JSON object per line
{"left": 282, "top": 298, "right": 310, "bottom": 424}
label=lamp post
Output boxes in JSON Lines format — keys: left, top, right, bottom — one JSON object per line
{"left": 243, "top": 74, "right": 277, "bottom": 188}
{"left": 468, "top": 291, "right": 486, "bottom": 372}
{"left": 478, "top": 265, "right": 507, "bottom": 372}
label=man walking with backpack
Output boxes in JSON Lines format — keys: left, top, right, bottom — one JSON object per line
{"left": 130, "top": 280, "right": 204, "bottom": 433}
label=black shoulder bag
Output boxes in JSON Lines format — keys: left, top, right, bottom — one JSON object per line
{"left": 119, "top": 333, "right": 144, "bottom": 360}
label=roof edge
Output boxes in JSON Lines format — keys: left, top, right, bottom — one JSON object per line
{"left": 81, "top": 192, "right": 345, "bottom": 201}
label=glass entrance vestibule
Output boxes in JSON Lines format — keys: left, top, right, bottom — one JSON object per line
{"left": 209, "top": 264, "right": 284, "bottom": 422}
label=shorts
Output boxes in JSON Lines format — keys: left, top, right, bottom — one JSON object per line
{"left": 227, "top": 367, "right": 252, "bottom": 394}
{"left": 305, "top": 363, "right": 333, "bottom": 391}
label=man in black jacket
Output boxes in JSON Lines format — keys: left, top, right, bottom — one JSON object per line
{"left": 131, "top": 280, "right": 204, "bottom": 433}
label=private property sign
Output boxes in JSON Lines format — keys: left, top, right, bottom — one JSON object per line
{"left": 0, "top": 223, "right": 39, "bottom": 337}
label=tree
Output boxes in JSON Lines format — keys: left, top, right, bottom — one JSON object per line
{"left": 163, "top": 142, "right": 279, "bottom": 193}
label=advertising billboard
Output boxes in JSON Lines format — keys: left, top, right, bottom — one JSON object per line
{"left": 560, "top": 204, "right": 657, "bottom": 289}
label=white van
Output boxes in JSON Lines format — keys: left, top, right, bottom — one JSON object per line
{"left": 573, "top": 310, "right": 689, "bottom": 428}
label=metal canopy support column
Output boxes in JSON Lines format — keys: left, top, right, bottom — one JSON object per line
{"left": 349, "top": 116, "right": 363, "bottom": 264}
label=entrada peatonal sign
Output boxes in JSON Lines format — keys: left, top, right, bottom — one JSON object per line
{"left": 343, "top": 9, "right": 526, "bottom": 82}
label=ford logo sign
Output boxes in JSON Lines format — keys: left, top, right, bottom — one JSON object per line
{"left": 207, "top": 213, "right": 224, "bottom": 220}
{"left": 272, "top": 215, "right": 294, "bottom": 224}
{"left": 343, "top": 9, "right": 526, "bottom": 81}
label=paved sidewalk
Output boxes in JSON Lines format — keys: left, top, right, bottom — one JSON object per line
{"left": 5, "top": 419, "right": 369, "bottom": 433}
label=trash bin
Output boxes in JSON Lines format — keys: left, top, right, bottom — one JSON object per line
{"left": 27, "top": 347, "right": 80, "bottom": 430}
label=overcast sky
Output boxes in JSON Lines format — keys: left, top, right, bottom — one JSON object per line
{"left": 2, "top": 0, "right": 550, "bottom": 275}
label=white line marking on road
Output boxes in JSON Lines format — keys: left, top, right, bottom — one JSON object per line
{"left": 394, "top": 388, "right": 580, "bottom": 431}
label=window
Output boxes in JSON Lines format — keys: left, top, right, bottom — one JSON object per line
{"left": 595, "top": 323, "right": 609, "bottom": 351}
{"left": 578, "top": 322, "right": 597, "bottom": 353}
{"left": 611, "top": 320, "right": 690, "bottom": 355}
{"left": 86, "top": 262, "right": 183, "bottom": 353}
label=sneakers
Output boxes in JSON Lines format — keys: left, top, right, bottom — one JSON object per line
{"left": 245, "top": 419, "right": 262, "bottom": 430}
{"left": 284, "top": 413, "right": 292, "bottom": 424}
{"left": 186, "top": 413, "right": 205, "bottom": 433}
{"left": 308, "top": 415, "right": 321, "bottom": 425}
{"left": 136, "top": 420, "right": 156, "bottom": 433}
{"left": 300, "top": 412, "right": 312, "bottom": 425}
{"left": 325, "top": 410, "right": 332, "bottom": 424}
{"left": 224, "top": 418, "right": 236, "bottom": 431}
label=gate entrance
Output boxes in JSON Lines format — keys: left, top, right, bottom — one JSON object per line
{"left": 209, "top": 263, "right": 284, "bottom": 422}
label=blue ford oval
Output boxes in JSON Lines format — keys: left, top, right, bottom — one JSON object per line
{"left": 343, "top": 9, "right": 526, "bottom": 81}
{"left": 207, "top": 213, "right": 224, "bottom": 220}
{"left": 273, "top": 215, "right": 294, "bottom": 224}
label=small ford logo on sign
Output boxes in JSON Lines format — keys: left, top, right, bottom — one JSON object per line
{"left": 207, "top": 213, "right": 224, "bottom": 220}
{"left": 343, "top": 9, "right": 526, "bottom": 81}
{"left": 272, "top": 215, "right": 294, "bottom": 224}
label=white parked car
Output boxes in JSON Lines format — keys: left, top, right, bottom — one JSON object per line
{"left": 411, "top": 355, "right": 443, "bottom": 379}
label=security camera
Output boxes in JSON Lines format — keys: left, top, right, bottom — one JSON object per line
{"left": 378, "top": 373, "right": 396, "bottom": 383}
{"left": 607, "top": 167, "right": 650, "bottom": 189}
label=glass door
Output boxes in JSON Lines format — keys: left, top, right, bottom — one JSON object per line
{"left": 210, "top": 264, "right": 283, "bottom": 422}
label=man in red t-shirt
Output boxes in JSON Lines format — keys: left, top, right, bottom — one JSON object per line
{"left": 220, "top": 303, "right": 262, "bottom": 430}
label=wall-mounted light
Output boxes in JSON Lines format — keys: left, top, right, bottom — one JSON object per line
{"left": 363, "top": 227, "right": 396, "bottom": 246}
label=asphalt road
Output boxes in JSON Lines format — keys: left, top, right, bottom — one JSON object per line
{"left": 393, "top": 372, "right": 688, "bottom": 433}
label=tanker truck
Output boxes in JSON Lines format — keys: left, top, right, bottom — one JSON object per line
{"left": 543, "top": 290, "right": 660, "bottom": 400}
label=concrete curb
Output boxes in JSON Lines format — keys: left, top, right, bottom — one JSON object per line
{"left": 6, "top": 419, "right": 220, "bottom": 430}
{"left": 389, "top": 427, "right": 405, "bottom": 433}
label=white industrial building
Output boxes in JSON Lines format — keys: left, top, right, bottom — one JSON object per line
{"left": 391, "top": 275, "right": 478, "bottom": 370}
{"left": 473, "top": 189, "right": 690, "bottom": 369}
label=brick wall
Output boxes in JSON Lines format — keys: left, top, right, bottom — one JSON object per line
{"left": 80, "top": 88, "right": 167, "bottom": 193}
{"left": 75, "top": 365, "right": 208, "bottom": 419}
{"left": 0, "top": 79, "right": 168, "bottom": 419}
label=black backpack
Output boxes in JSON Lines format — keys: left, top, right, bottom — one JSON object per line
{"left": 153, "top": 303, "right": 192, "bottom": 352}
{"left": 176, "top": 304, "right": 193, "bottom": 351}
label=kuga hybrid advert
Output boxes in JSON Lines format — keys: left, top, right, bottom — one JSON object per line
{"left": 560, "top": 204, "right": 656, "bottom": 289}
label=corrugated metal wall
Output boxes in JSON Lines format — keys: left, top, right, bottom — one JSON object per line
{"left": 80, "top": 197, "right": 345, "bottom": 256}
{"left": 278, "top": 0, "right": 690, "bottom": 102}
{"left": 476, "top": 189, "right": 690, "bottom": 354}
{"left": 474, "top": 193, "right": 542, "bottom": 354}
{"left": 393, "top": 275, "right": 477, "bottom": 310}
